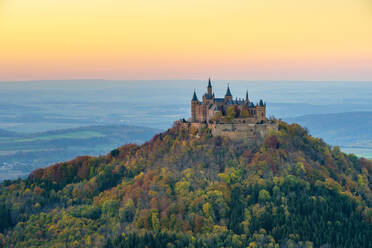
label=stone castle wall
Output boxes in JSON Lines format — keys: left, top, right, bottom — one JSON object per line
{"left": 185, "top": 120, "right": 278, "bottom": 142}
{"left": 210, "top": 121, "right": 278, "bottom": 141}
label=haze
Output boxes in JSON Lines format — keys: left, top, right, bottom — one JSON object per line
{"left": 1, "top": 0, "right": 372, "bottom": 81}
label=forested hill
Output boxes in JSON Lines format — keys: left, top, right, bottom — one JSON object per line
{"left": 0, "top": 121, "right": 371, "bottom": 248}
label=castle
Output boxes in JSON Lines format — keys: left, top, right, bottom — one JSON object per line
{"left": 187, "top": 79, "right": 278, "bottom": 141}
{"left": 191, "top": 78, "right": 266, "bottom": 123}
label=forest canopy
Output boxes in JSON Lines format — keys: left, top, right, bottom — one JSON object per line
{"left": 0, "top": 121, "right": 371, "bottom": 248}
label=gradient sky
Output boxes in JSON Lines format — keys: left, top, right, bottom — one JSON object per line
{"left": 1, "top": 0, "right": 372, "bottom": 81}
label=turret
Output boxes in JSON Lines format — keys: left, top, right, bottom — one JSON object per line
{"left": 207, "top": 78, "right": 212, "bottom": 95}
{"left": 203, "top": 78, "right": 214, "bottom": 104}
{"left": 245, "top": 90, "right": 250, "bottom": 103}
{"left": 192, "top": 90, "right": 199, "bottom": 102}
{"left": 191, "top": 90, "right": 199, "bottom": 122}
{"left": 224, "top": 84, "right": 233, "bottom": 102}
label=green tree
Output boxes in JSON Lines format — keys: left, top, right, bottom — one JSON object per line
{"left": 102, "top": 200, "right": 119, "bottom": 217}
{"left": 119, "top": 199, "right": 135, "bottom": 222}
{"left": 258, "top": 189, "right": 271, "bottom": 203}
{"left": 151, "top": 210, "right": 160, "bottom": 231}
{"left": 226, "top": 106, "right": 237, "bottom": 123}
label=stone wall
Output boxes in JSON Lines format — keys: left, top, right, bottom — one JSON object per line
{"left": 183, "top": 120, "right": 278, "bottom": 143}
{"left": 210, "top": 121, "right": 278, "bottom": 141}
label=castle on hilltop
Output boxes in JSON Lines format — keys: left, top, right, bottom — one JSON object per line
{"left": 185, "top": 79, "right": 278, "bottom": 141}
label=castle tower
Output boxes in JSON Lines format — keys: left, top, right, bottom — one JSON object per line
{"left": 207, "top": 78, "right": 212, "bottom": 95}
{"left": 202, "top": 78, "right": 214, "bottom": 105}
{"left": 191, "top": 90, "right": 199, "bottom": 122}
{"left": 245, "top": 90, "right": 250, "bottom": 103}
{"left": 224, "top": 84, "right": 233, "bottom": 102}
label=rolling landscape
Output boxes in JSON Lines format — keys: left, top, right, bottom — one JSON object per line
{"left": 1, "top": 81, "right": 372, "bottom": 182}
{"left": 0, "top": 125, "right": 159, "bottom": 181}
{"left": 286, "top": 112, "right": 372, "bottom": 159}
{"left": 1, "top": 0, "right": 372, "bottom": 247}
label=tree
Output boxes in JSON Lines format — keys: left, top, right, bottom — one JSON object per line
{"left": 151, "top": 210, "right": 160, "bottom": 232}
{"left": 203, "top": 202, "right": 211, "bottom": 218}
{"left": 228, "top": 187, "right": 244, "bottom": 233}
{"left": 241, "top": 109, "right": 250, "bottom": 118}
{"left": 110, "top": 149, "right": 120, "bottom": 158}
{"left": 119, "top": 199, "right": 135, "bottom": 222}
{"left": 226, "top": 106, "right": 237, "bottom": 123}
{"left": 0, "top": 204, "right": 11, "bottom": 232}
{"left": 102, "top": 200, "right": 119, "bottom": 217}
{"left": 258, "top": 189, "right": 271, "bottom": 203}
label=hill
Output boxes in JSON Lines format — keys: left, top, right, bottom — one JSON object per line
{"left": 0, "top": 121, "right": 371, "bottom": 247}
{"left": 285, "top": 112, "right": 372, "bottom": 158}
{"left": 0, "top": 129, "right": 18, "bottom": 138}
{"left": 0, "top": 125, "right": 160, "bottom": 181}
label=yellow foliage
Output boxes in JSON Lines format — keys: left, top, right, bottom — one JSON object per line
{"left": 202, "top": 202, "right": 211, "bottom": 218}
{"left": 134, "top": 172, "right": 144, "bottom": 181}
{"left": 218, "top": 173, "right": 230, "bottom": 184}
{"left": 212, "top": 225, "right": 227, "bottom": 233}
{"left": 358, "top": 174, "right": 368, "bottom": 188}
{"left": 249, "top": 241, "right": 258, "bottom": 248}
{"left": 324, "top": 178, "right": 342, "bottom": 192}
{"left": 175, "top": 180, "right": 191, "bottom": 196}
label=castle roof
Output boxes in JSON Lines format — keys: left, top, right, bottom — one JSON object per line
{"left": 208, "top": 78, "right": 212, "bottom": 88}
{"left": 232, "top": 99, "right": 245, "bottom": 104}
{"left": 225, "top": 85, "right": 232, "bottom": 97}
{"left": 225, "top": 100, "right": 242, "bottom": 105}
{"left": 192, "top": 91, "right": 198, "bottom": 101}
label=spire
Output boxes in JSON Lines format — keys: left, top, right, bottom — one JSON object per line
{"left": 225, "top": 84, "right": 232, "bottom": 97}
{"left": 192, "top": 90, "right": 198, "bottom": 101}
{"left": 246, "top": 90, "right": 249, "bottom": 102}
{"left": 207, "top": 78, "right": 212, "bottom": 95}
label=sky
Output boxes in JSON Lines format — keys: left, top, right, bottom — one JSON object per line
{"left": 0, "top": 0, "right": 372, "bottom": 81}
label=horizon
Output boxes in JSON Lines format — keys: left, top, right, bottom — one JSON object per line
{"left": 2, "top": 79, "right": 372, "bottom": 83}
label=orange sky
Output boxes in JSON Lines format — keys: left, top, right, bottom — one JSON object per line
{"left": 1, "top": 0, "right": 372, "bottom": 81}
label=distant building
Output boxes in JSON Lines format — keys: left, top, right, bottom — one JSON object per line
{"left": 187, "top": 79, "right": 278, "bottom": 141}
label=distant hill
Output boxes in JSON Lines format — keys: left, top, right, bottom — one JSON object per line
{"left": 285, "top": 112, "right": 372, "bottom": 158}
{"left": 0, "top": 121, "right": 371, "bottom": 247}
{"left": 0, "top": 129, "right": 19, "bottom": 138}
{"left": 0, "top": 125, "right": 160, "bottom": 181}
